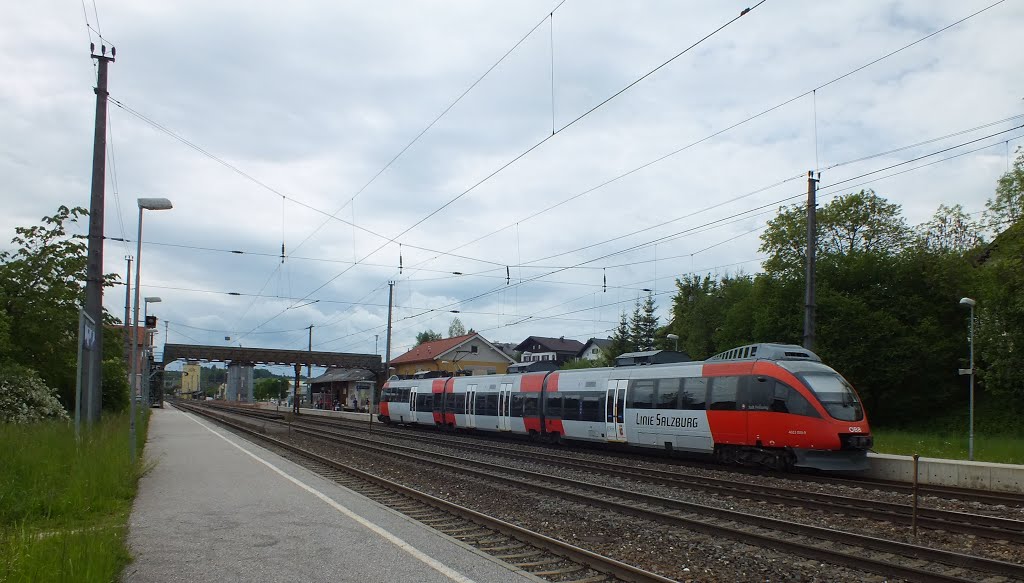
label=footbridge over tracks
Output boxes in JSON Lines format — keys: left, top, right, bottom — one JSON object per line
{"left": 162, "top": 344, "right": 382, "bottom": 411}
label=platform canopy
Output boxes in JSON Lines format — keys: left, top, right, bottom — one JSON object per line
{"left": 162, "top": 343, "right": 381, "bottom": 371}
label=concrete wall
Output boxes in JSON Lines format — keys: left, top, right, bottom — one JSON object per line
{"left": 864, "top": 453, "right": 1024, "bottom": 493}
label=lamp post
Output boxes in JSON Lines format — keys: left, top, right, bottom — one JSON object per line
{"left": 666, "top": 333, "right": 679, "bottom": 352}
{"left": 143, "top": 297, "right": 162, "bottom": 407}
{"left": 959, "top": 297, "right": 976, "bottom": 461}
{"left": 130, "top": 197, "right": 173, "bottom": 460}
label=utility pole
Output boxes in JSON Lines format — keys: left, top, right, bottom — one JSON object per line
{"left": 293, "top": 363, "right": 301, "bottom": 415}
{"left": 384, "top": 282, "right": 394, "bottom": 381}
{"left": 803, "top": 170, "right": 818, "bottom": 350}
{"left": 84, "top": 44, "right": 115, "bottom": 424}
{"left": 372, "top": 281, "right": 395, "bottom": 431}
{"left": 123, "top": 256, "right": 132, "bottom": 384}
{"left": 306, "top": 324, "right": 314, "bottom": 407}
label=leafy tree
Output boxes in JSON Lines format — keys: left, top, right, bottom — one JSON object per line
{"left": 254, "top": 377, "right": 290, "bottom": 401}
{"left": 415, "top": 330, "right": 443, "bottom": 345}
{"left": 0, "top": 363, "right": 69, "bottom": 423}
{"left": 984, "top": 147, "right": 1024, "bottom": 231}
{"left": 917, "top": 203, "right": 983, "bottom": 253}
{"left": 561, "top": 358, "right": 603, "bottom": 370}
{"left": 760, "top": 189, "right": 910, "bottom": 276}
{"left": 975, "top": 219, "right": 1024, "bottom": 405}
{"left": 0, "top": 206, "right": 121, "bottom": 411}
{"left": 448, "top": 318, "right": 466, "bottom": 337}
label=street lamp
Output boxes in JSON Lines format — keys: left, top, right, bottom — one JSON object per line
{"left": 666, "top": 333, "right": 679, "bottom": 352}
{"left": 130, "top": 197, "right": 172, "bottom": 459}
{"left": 143, "top": 297, "right": 162, "bottom": 406}
{"left": 959, "top": 297, "right": 976, "bottom": 461}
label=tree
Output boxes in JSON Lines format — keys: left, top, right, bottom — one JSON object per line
{"left": 0, "top": 363, "right": 69, "bottom": 423}
{"left": 635, "top": 293, "right": 659, "bottom": 351}
{"left": 448, "top": 318, "right": 466, "bottom": 337}
{"left": 0, "top": 206, "right": 121, "bottom": 410}
{"left": 760, "top": 189, "right": 911, "bottom": 276}
{"left": 917, "top": 203, "right": 983, "bottom": 253}
{"left": 603, "top": 311, "right": 632, "bottom": 364}
{"left": 255, "top": 377, "right": 290, "bottom": 401}
{"left": 415, "top": 330, "right": 443, "bottom": 345}
{"left": 984, "top": 147, "right": 1024, "bottom": 231}
{"left": 628, "top": 299, "right": 643, "bottom": 352}
{"left": 975, "top": 219, "right": 1024, "bottom": 406}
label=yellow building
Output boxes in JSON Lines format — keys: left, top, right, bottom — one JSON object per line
{"left": 390, "top": 333, "right": 515, "bottom": 377}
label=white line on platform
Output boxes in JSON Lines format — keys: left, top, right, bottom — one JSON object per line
{"left": 184, "top": 412, "right": 477, "bottom": 583}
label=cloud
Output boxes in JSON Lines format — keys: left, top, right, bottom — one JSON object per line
{"left": 3, "top": 0, "right": 1021, "bottom": 363}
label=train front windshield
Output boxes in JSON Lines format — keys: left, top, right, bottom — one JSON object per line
{"left": 800, "top": 373, "right": 864, "bottom": 422}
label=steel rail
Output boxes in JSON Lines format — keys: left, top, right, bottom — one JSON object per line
{"left": 288, "top": 415, "right": 1024, "bottom": 543}
{"left": 280, "top": 419, "right": 1024, "bottom": 583}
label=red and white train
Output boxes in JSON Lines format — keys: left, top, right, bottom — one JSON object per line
{"left": 379, "top": 343, "right": 872, "bottom": 471}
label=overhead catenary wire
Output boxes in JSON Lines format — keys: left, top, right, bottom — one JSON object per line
{"left": 287, "top": 0, "right": 570, "bottom": 259}
{"left": 238, "top": 3, "right": 770, "bottom": 340}
{"left": 402, "top": 0, "right": 1009, "bottom": 272}
{"left": 330, "top": 130, "right": 1023, "bottom": 351}
{"left": 99, "top": 113, "right": 1023, "bottom": 280}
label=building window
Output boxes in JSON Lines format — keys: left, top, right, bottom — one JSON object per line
{"left": 471, "top": 345, "right": 478, "bottom": 353}
{"left": 592, "top": 348, "right": 598, "bottom": 355}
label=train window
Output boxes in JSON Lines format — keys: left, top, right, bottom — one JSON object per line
{"left": 523, "top": 395, "right": 539, "bottom": 416}
{"left": 708, "top": 377, "right": 740, "bottom": 410}
{"left": 417, "top": 393, "right": 430, "bottom": 410}
{"left": 581, "top": 395, "right": 602, "bottom": 422}
{"left": 771, "top": 382, "right": 820, "bottom": 418}
{"left": 655, "top": 379, "right": 681, "bottom": 409}
{"left": 629, "top": 380, "right": 655, "bottom": 409}
{"left": 546, "top": 394, "right": 563, "bottom": 419}
{"left": 511, "top": 393, "right": 525, "bottom": 417}
{"left": 745, "top": 377, "right": 774, "bottom": 411}
{"left": 562, "top": 393, "right": 581, "bottom": 421}
{"left": 800, "top": 373, "right": 859, "bottom": 420}
{"left": 451, "top": 393, "right": 464, "bottom": 412}
{"left": 476, "top": 394, "right": 486, "bottom": 415}
{"left": 484, "top": 393, "right": 499, "bottom": 416}
{"left": 680, "top": 377, "right": 708, "bottom": 410}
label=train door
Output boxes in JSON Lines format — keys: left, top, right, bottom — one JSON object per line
{"left": 498, "top": 382, "right": 513, "bottom": 431}
{"left": 605, "top": 379, "right": 628, "bottom": 442}
{"left": 409, "top": 386, "right": 418, "bottom": 419}
{"left": 465, "top": 384, "right": 477, "bottom": 428}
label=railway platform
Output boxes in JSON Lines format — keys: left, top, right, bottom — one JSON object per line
{"left": 123, "top": 406, "right": 540, "bottom": 583}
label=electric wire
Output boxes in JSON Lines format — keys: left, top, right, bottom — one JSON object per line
{"left": 331, "top": 130, "right": 1022, "bottom": 350}
{"left": 401, "top": 0, "right": 1009, "bottom": 273}
{"left": 239, "top": 2, "right": 770, "bottom": 339}
{"left": 287, "top": 0, "right": 570, "bottom": 258}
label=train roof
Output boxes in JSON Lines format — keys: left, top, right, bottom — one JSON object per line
{"left": 706, "top": 343, "right": 821, "bottom": 363}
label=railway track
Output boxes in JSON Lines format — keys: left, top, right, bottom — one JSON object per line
{"left": 210, "top": 403, "right": 1024, "bottom": 528}
{"left": 192, "top": 403, "right": 1024, "bottom": 583}
{"left": 280, "top": 406, "right": 1024, "bottom": 508}
{"left": 291, "top": 416, "right": 1024, "bottom": 544}
{"left": 177, "top": 402, "right": 672, "bottom": 583}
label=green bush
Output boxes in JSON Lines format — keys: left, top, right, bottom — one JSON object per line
{"left": 0, "top": 363, "right": 68, "bottom": 424}
{"left": 101, "top": 358, "right": 130, "bottom": 413}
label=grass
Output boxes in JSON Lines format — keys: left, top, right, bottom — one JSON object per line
{"left": 0, "top": 409, "right": 149, "bottom": 582}
{"left": 871, "top": 427, "right": 1024, "bottom": 464}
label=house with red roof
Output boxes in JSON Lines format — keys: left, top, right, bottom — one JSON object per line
{"left": 390, "top": 333, "right": 515, "bottom": 377}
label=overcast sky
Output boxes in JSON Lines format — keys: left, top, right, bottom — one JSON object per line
{"left": 2, "top": 1, "right": 1021, "bottom": 372}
